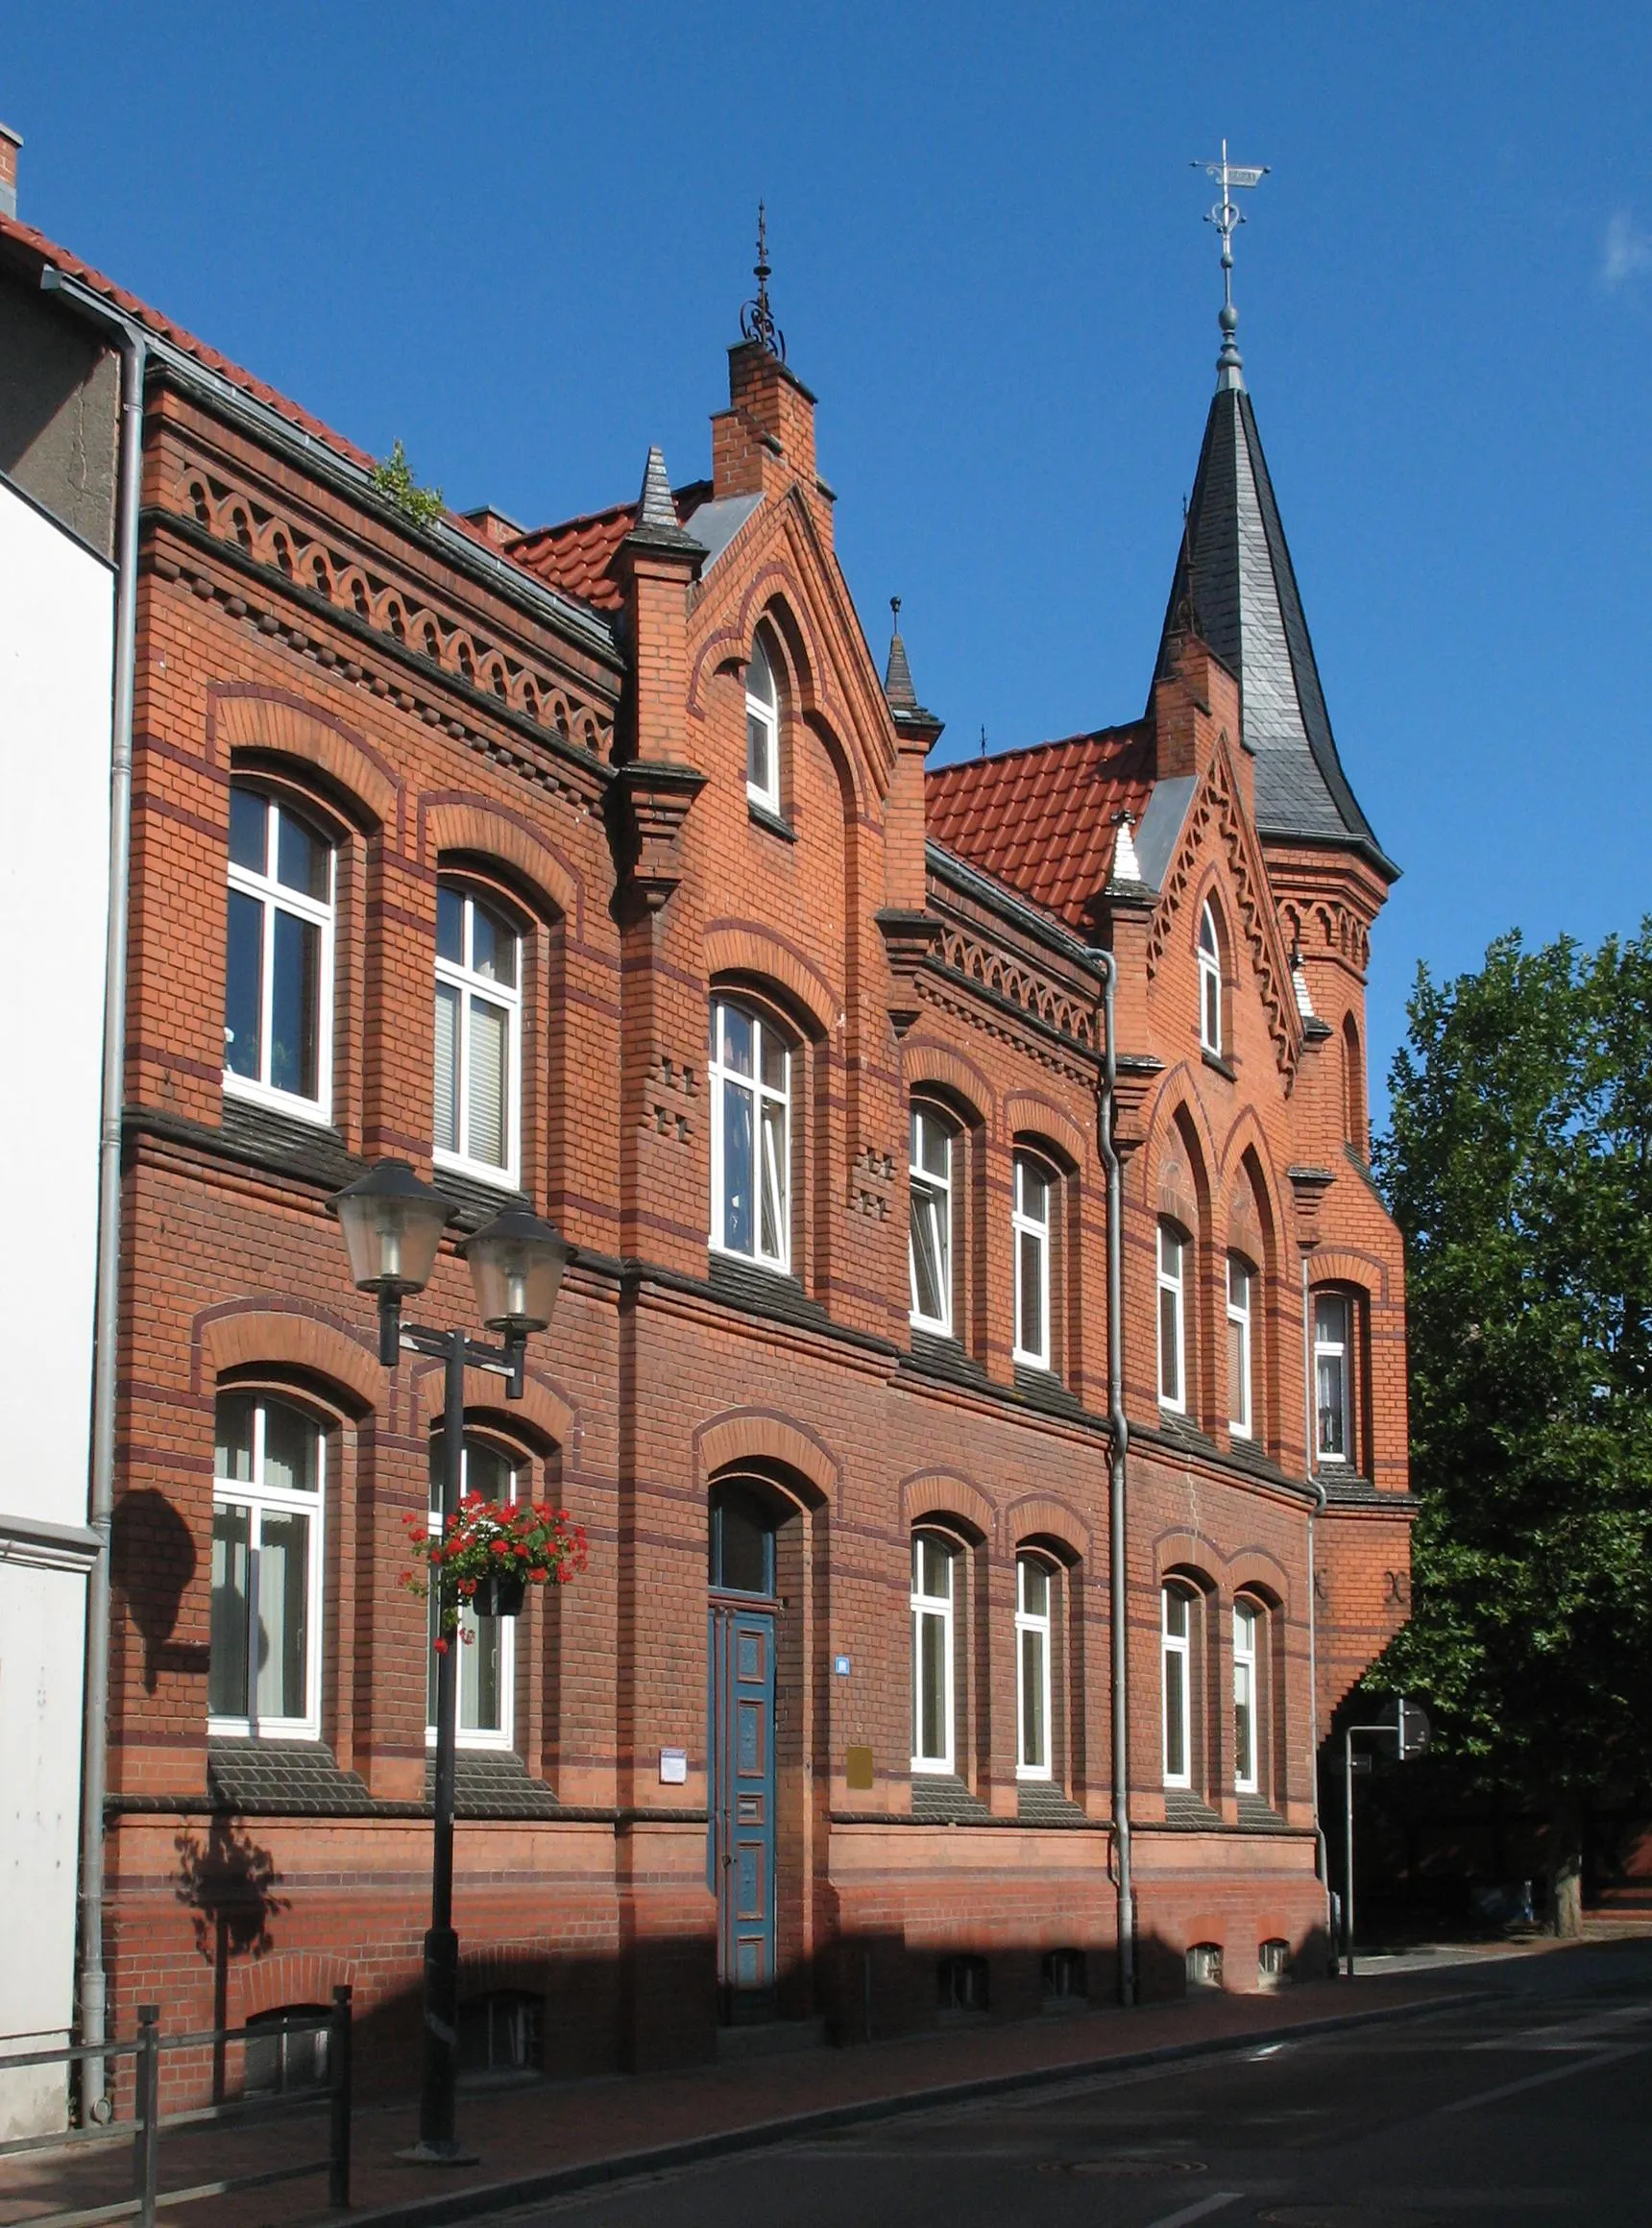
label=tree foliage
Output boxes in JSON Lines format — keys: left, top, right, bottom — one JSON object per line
{"left": 1374, "top": 926, "right": 1652, "bottom": 1808}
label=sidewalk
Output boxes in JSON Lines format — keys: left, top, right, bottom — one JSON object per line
{"left": 0, "top": 1965, "right": 1494, "bottom": 2228}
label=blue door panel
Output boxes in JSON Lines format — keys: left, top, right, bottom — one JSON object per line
{"left": 710, "top": 1602, "right": 777, "bottom": 1998}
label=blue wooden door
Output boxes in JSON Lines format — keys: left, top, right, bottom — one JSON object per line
{"left": 709, "top": 1602, "right": 777, "bottom": 2002}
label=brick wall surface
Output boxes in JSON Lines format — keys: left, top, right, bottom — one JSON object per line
{"left": 99, "top": 329, "right": 1411, "bottom": 2097}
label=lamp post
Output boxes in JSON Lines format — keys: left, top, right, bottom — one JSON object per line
{"left": 328, "top": 1161, "right": 571, "bottom": 2163}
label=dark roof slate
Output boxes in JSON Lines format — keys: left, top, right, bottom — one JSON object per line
{"left": 1158, "top": 385, "right": 1394, "bottom": 876}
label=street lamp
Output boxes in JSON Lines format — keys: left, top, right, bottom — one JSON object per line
{"left": 328, "top": 1160, "right": 572, "bottom": 2162}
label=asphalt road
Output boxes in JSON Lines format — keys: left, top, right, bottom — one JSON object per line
{"left": 498, "top": 1939, "right": 1652, "bottom": 2228}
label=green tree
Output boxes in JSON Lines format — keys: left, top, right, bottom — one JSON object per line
{"left": 1374, "top": 926, "right": 1652, "bottom": 1933}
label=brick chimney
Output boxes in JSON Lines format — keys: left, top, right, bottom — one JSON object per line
{"left": 711, "top": 342, "right": 832, "bottom": 544}
{"left": 0, "top": 126, "right": 21, "bottom": 221}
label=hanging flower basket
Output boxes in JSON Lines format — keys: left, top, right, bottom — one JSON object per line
{"left": 401, "top": 1493, "right": 587, "bottom": 1649}
{"left": 470, "top": 1573, "right": 526, "bottom": 1619}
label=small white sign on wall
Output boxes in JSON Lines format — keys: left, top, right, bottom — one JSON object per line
{"left": 659, "top": 1746, "right": 688, "bottom": 1784}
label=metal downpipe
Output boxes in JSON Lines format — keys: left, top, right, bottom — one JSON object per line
{"left": 1302, "top": 1251, "right": 1333, "bottom": 1955}
{"left": 1094, "top": 953, "right": 1135, "bottom": 2006}
{"left": 64, "top": 292, "right": 146, "bottom": 2120}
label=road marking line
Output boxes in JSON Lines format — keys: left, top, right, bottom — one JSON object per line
{"left": 1142, "top": 2194, "right": 1247, "bottom": 2228}
{"left": 1437, "top": 2042, "right": 1645, "bottom": 2114}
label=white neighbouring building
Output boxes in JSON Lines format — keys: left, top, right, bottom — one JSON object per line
{"left": 0, "top": 217, "right": 118, "bottom": 2129}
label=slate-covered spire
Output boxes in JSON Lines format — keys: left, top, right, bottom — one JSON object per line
{"left": 1154, "top": 380, "right": 1395, "bottom": 878}
{"left": 883, "top": 597, "right": 943, "bottom": 748}
{"left": 624, "top": 445, "right": 704, "bottom": 559}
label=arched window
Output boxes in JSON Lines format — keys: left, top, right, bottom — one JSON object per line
{"left": 708, "top": 1481, "right": 777, "bottom": 1596}
{"left": 1157, "top": 1221, "right": 1188, "bottom": 1413}
{"left": 910, "top": 1104, "right": 955, "bottom": 1333}
{"left": 225, "top": 783, "right": 335, "bottom": 1116}
{"left": 1313, "top": 1291, "right": 1356, "bottom": 1466}
{"left": 434, "top": 880, "right": 522, "bottom": 1184}
{"left": 709, "top": 996, "right": 790, "bottom": 1271}
{"left": 1342, "top": 1013, "right": 1366, "bottom": 1153}
{"left": 1226, "top": 1253, "right": 1253, "bottom": 1440}
{"left": 1161, "top": 1583, "right": 1195, "bottom": 1788}
{"left": 911, "top": 1530, "right": 958, "bottom": 1775}
{"left": 1015, "top": 1553, "right": 1055, "bottom": 1781}
{"left": 1233, "top": 1597, "right": 1260, "bottom": 1793}
{"left": 1012, "top": 1151, "right": 1055, "bottom": 1369}
{"left": 1198, "top": 900, "right": 1224, "bottom": 1057}
{"left": 427, "top": 1434, "right": 521, "bottom": 1749}
{"left": 744, "top": 629, "right": 781, "bottom": 813}
{"left": 209, "top": 1392, "right": 326, "bottom": 1738}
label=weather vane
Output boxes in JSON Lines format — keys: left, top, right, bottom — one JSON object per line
{"left": 1192, "top": 140, "right": 1268, "bottom": 384}
{"left": 741, "top": 201, "right": 786, "bottom": 362}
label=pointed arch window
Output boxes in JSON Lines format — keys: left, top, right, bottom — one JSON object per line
{"left": 1157, "top": 1221, "right": 1188, "bottom": 1412}
{"left": 1227, "top": 1254, "right": 1253, "bottom": 1440}
{"left": 709, "top": 996, "right": 790, "bottom": 1271}
{"left": 1233, "top": 1597, "right": 1260, "bottom": 1794}
{"left": 1198, "top": 900, "right": 1224, "bottom": 1057}
{"left": 745, "top": 631, "right": 781, "bottom": 813}
{"left": 1161, "top": 1583, "right": 1194, "bottom": 1789}
{"left": 909, "top": 1104, "right": 954, "bottom": 1333}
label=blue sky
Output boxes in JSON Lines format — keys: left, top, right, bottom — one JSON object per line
{"left": 7, "top": 2, "right": 1648, "bottom": 1123}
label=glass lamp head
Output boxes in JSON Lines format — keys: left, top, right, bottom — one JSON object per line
{"left": 328, "top": 1160, "right": 449, "bottom": 1298}
{"left": 463, "top": 1207, "right": 572, "bottom": 1336}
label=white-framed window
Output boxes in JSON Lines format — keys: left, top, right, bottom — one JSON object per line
{"left": 909, "top": 1105, "right": 954, "bottom": 1332}
{"left": 1157, "top": 1221, "right": 1187, "bottom": 1412}
{"left": 1012, "top": 1152, "right": 1053, "bottom": 1369}
{"left": 1314, "top": 1292, "right": 1353, "bottom": 1465}
{"left": 1198, "top": 900, "right": 1223, "bottom": 1056}
{"left": 709, "top": 997, "right": 790, "bottom": 1270}
{"left": 1233, "top": 1598, "right": 1259, "bottom": 1794}
{"left": 1015, "top": 1554, "right": 1054, "bottom": 1781}
{"left": 426, "top": 1436, "right": 520, "bottom": 1751}
{"left": 434, "top": 881, "right": 522, "bottom": 1184}
{"left": 225, "top": 784, "right": 334, "bottom": 1117}
{"left": 911, "top": 1531, "right": 957, "bottom": 1775}
{"left": 1161, "top": 1583, "right": 1193, "bottom": 1788}
{"left": 1227, "top": 1254, "right": 1253, "bottom": 1440}
{"left": 208, "top": 1392, "right": 326, "bottom": 1739}
{"left": 745, "top": 629, "right": 780, "bottom": 813}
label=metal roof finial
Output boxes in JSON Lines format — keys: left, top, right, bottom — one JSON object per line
{"left": 1192, "top": 140, "right": 1268, "bottom": 392}
{"left": 741, "top": 200, "right": 786, "bottom": 362}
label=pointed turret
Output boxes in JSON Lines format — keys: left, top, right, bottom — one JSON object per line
{"left": 1154, "top": 377, "right": 1394, "bottom": 878}
{"left": 883, "top": 597, "right": 943, "bottom": 749}
{"left": 623, "top": 445, "right": 704, "bottom": 559}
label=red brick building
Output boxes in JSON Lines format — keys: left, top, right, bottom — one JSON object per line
{"left": 1, "top": 207, "right": 1411, "bottom": 2091}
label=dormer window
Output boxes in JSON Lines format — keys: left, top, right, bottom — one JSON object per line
{"left": 745, "top": 631, "right": 780, "bottom": 813}
{"left": 1198, "top": 901, "right": 1223, "bottom": 1057}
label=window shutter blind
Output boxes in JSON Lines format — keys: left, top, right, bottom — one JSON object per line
{"left": 433, "top": 983, "right": 460, "bottom": 1154}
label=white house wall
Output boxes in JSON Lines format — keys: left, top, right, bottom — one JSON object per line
{"left": 0, "top": 472, "right": 113, "bottom": 2135}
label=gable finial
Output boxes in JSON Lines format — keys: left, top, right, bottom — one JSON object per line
{"left": 1192, "top": 140, "right": 1268, "bottom": 392}
{"left": 741, "top": 200, "right": 786, "bottom": 362}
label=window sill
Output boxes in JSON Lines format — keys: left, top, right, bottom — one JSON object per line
{"left": 223, "top": 1074, "right": 334, "bottom": 1127}
{"left": 747, "top": 799, "right": 797, "bottom": 843}
{"left": 1201, "top": 1047, "right": 1237, "bottom": 1082}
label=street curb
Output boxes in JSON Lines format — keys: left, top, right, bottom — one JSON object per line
{"left": 339, "top": 1986, "right": 1487, "bottom": 2228}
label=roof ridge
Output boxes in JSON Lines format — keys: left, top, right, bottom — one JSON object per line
{"left": 927, "top": 719, "right": 1146, "bottom": 779}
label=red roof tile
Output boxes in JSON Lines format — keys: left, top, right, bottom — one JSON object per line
{"left": 0, "top": 212, "right": 377, "bottom": 471}
{"left": 925, "top": 724, "right": 1155, "bottom": 932}
{"left": 508, "top": 504, "right": 636, "bottom": 613}
{"left": 508, "top": 481, "right": 712, "bottom": 615}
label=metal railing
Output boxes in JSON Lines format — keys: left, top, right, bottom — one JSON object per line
{"left": 0, "top": 1988, "right": 352, "bottom": 2227}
